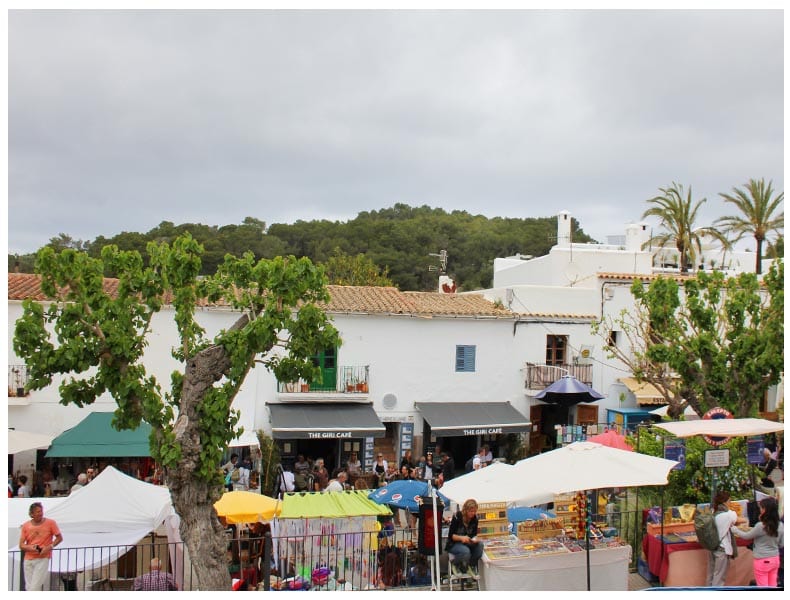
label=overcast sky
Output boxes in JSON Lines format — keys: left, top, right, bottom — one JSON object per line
{"left": 7, "top": 8, "right": 784, "bottom": 255}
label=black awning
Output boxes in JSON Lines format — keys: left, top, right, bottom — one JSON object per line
{"left": 415, "top": 402, "right": 530, "bottom": 437}
{"left": 268, "top": 403, "right": 385, "bottom": 440}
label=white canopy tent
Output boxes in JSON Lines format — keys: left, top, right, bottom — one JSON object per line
{"left": 653, "top": 417, "right": 783, "bottom": 438}
{"left": 8, "top": 467, "right": 178, "bottom": 589}
{"left": 7, "top": 429, "right": 54, "bottom": 454}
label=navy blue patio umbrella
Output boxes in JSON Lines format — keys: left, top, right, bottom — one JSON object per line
{"left": 534, "top": 375, "right": 605, "bottom": 408}
{"left": 368, "top": 479, "right": 449, "bottom": 513}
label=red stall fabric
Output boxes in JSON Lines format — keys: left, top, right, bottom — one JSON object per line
{"left": 642, "top": 533, "right": 752, "bottom": 584}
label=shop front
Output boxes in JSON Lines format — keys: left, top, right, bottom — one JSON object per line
{"left": 268, "top": 403, "right": 385, "bottom": 475}
{"left": 415, "top": 402, "right": 530, "bottom": 477}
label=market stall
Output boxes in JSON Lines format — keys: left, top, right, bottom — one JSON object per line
{"left": 271, "top": 490, "right": 391, "bottom": 591}
{"left": 639, "top": 498, "right": 754, "bottom": 587}
{"left": 7, "top": 466, "right": 179, "bottom": 591}
{"left": 480, "top": 536, "right": 631, "bottom": 591}
{"left": 642, "top": 532, "right": 753, "bottom": 587}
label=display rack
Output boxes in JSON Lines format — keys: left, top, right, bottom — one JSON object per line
{"left": 477, "top": 502, "right": 509, "bottom": 539}
{"left": 553, "top": 493, "right": 580, "bottom": 530}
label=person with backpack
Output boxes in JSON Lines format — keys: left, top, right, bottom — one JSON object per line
{"left": 732, "top": 496, "right": 784, "bottom": 587}
{"left": 705, "top": 490, "right": 746, "bottom": 587}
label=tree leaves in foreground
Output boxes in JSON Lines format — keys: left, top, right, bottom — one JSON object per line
{"left": 13, "top": 234, "right": 339, "bottom": 590}
{"left": 604, "top": 263, "right": 783, "bottom": 419}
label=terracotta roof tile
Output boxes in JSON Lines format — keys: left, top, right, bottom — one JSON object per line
{"left": 597, "top": 272, "right": 695, "bottom": 283}
{"left": 9, "top": 274, "right": 513, "bottom": 319}
{"left": 8, "top": 273, "right": 120, "bottom": 301}
{"left": 514, "top": 312, "right": 597, "bottom": 321}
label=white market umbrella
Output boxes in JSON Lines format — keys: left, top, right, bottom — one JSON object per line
{"left": 653, "top": 417, "right": 783, "bottom": 439}
{"left": 512, "top": 442, "right": 678, "bottom": 591}
{"left": 510, "top": 442, "right": 678, "bottom": 506}
{"left": 648, "top": 405, "right": 700, "bottom": 420}
{"left": 439, "top": 462, "right": 518, "bottom": 505}
{"left": 8, "top": 429, "right": 54, "bottom": 454}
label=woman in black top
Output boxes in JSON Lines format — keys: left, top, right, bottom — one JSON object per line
{"left": 445, "top": 498, "right": 483, "bottom": 575}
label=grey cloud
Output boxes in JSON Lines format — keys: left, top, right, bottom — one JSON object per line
{"left": 8, "top": 9, "right": 783, "bottom": 254}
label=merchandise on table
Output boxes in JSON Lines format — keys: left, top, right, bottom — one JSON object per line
{"left": 483, "top": 534, "right": 628, "bottom": 560}
{"left": 516, "top": 518, "right": 565, "bottom": 540}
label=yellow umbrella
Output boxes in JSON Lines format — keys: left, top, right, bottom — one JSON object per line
{"left": 214, "top": 490, "right": 282, "bottom": 524}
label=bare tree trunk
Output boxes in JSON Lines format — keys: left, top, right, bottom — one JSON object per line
{"left": 167, "top": 344, "right": 234, "bottom": 591}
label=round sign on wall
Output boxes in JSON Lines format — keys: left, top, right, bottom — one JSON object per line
{"left": 702, "top": 406, "right": 733, "bottom": 446}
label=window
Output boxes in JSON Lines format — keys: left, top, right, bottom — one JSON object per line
{"left": 545, "top": 335, "right": 567, "bottom": 366}
{"left": 455, "top": 345, "right": 476, "bottom": 372}
{"left": 607, "top": 330, "right": 619, "bottom": 348}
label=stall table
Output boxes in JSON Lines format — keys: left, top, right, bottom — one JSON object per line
{"left": 642, "top": 533, "right": 753, "bottom": 586}
{"left": 479, "top": 538, "right": 631, "bottom": 591}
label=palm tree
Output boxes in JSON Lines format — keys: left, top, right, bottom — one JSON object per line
{"left": 716, "top": 178, "right": 784, "bottom": 274}
{"left": 642, "top": 182, "right": 728, "bottom": 273}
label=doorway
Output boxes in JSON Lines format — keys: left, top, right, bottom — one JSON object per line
{"left": 540, "top": 404, "right": 569, "bottom": 450}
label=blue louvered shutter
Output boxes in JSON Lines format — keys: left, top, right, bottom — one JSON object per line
{"left": 455, "top": 345, "right": 476, "bottom": 372}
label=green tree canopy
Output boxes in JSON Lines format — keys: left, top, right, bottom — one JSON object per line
{"left": 10, "top": 205, "right": 594, "bottom": 291}
{"left": 627, "top": 263, "right": 783, "bottom": 418}
{"left": 13, "top": 234, "right": 339, "bottom": 589}
{"left": 322, "top": 248, "right": 394, "bottom": 286}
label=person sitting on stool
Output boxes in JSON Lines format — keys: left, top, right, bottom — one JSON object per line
{"left": 445, "top": 498, "right": 483, "bottom": 577}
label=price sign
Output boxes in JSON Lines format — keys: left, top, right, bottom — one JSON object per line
{"left": 704, "top": 449, "right": 730, "bottom": 468}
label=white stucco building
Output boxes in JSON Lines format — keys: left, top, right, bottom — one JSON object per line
{"left": 7, "top": 211, "right": 781, "bottom": 483}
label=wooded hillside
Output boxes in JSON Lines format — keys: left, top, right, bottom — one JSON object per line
{"left": 9, "top": 204, "right": 594, "bottom": 291}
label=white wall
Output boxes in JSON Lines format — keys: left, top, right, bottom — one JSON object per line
{"left": 8, "top": 299, "right": 530, "bottom": 444}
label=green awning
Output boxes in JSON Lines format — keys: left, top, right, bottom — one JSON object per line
{"left": 46, "top": 412, "right": 152, "bottom": 458}
{"left": 279, "top": 489, "right": 392, "bottom": 519}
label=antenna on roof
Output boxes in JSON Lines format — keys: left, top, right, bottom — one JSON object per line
{"left": 428, "top": 250, "right": 448, "bottom": 274}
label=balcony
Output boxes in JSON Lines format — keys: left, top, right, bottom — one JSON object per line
{"left": 8, "top": 365, "right": 30, "bottom": 398}
{"left": 278, "top": 365, "right": 369, "bottom": 397}
{"left": 524, "top": 363, "right": 593, "bottom": 390}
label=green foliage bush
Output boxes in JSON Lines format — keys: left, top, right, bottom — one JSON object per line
{"left": 628, "top": 426, "right": 754, "bottom": 506}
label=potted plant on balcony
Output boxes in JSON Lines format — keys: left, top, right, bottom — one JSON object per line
{"left": 12, "top": 367, "right": 25, "bottom": 397}
{"left": 300, "top": 381, "right": 310, "bottom": 393}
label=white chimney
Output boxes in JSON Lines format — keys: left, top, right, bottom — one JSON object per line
{"left": 625, "top": 222, "right": 650, "bottom": 252}
{"left": 439, "top": 275, "right": 457, "bottom": 294}
{"left": 557, "top": 210, "right": 571, "bottom": 247}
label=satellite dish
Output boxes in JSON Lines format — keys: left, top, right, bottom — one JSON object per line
{"left": 382, "top": 393, "right": 397, "bottom": 410}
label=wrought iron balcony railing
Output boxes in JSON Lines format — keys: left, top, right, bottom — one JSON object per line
{"left": 278, "top": 365, "right": 369, "bottom": 394}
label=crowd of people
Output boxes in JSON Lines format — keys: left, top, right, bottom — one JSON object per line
{"left": 9, "top": 459, "right": 165, "bottom": 499}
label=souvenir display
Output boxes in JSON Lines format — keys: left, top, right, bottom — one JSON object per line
{"left": 516, "top": 518, "right": 565, "bottom": 540}
{"left": 477, "top": 502, "right": 509, "bottom": 538}
{"left": 483, "top": 534, "right": 627, "bottom": 561}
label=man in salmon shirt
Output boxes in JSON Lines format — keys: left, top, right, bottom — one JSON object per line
{"left": 19, "top": 502, "right": 63, "bottom": 590}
